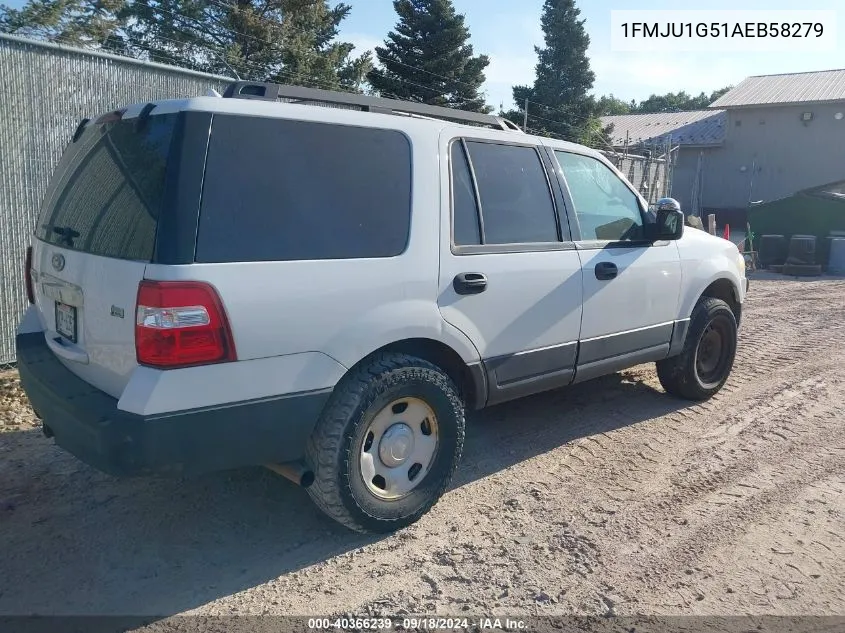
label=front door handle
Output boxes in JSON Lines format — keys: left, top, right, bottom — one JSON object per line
{"left": 594, "top": 262, "right": 618, "bottom": 281}
{"left": 453, "top": 272, "right": 487, "bottom": 295}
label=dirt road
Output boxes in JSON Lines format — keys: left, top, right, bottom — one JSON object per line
{"left": 1, "top": 274, "right": 843, "bottom": 622}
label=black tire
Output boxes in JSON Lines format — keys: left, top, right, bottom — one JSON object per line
{"left": 656, "top": 296, "right": 738, "bottom": 401}
{"left": 305, "top": 352, "right": 465, "bottom": 533}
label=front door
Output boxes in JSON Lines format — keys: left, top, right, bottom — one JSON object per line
{"left": 550, "top": 149, "right": 682, "bottom": 382}
{"left": 437, "top": 133, "right": 584, "bottom": 406}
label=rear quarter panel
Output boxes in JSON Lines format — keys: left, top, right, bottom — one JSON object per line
{"left": 140, "top": 123, "right": 481, "bottom": 406}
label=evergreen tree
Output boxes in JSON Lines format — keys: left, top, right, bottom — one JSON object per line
{"left": 512, "top": 0, "right": 598, "bottom": 145}
{"left": 1, "top": 0, "right": 371, "bottom": 91}
{"left": 367, "top": 0, "right": 491, "bottom": 112}
{"left": 119, "top": 0, "right": 370, "bottom": 90}
{"left": 0, "top": 0, "right": 125, "bottom": 50}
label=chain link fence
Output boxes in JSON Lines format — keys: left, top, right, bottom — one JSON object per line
{"left": 0, "top": 34, "right": 681, "bottom": 368}
{"left": 604, "top": 147, "right": 677, "bottom": 207}
{"left": 0, "top": 34, "right": 231, "bottom": 366}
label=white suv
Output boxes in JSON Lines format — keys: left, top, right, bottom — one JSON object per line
{"left": 17, "top": 81, "right": 748, "bottom": 533}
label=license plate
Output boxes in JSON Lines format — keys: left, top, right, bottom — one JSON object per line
{"left": 55, "top": 302, "right": 77, "bottom": 343}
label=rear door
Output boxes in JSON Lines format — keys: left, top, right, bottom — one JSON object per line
{"left": 29, "top": 108, "right": 183, "bottom": 398}
{"left": 437, "top": 131, "right": 583, "bottom": 406}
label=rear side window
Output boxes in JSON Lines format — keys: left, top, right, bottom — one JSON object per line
{"left": 460, "top": 141, "right": 558, "bottom": 245}
{"left": 196, "top": 115, "right": 412, "bottom": 263}
{"left": 450, "top": 141, "right": 481, "bottom": 246}
{"left": 35, "top": 113, "right": 178, "bottom": 261}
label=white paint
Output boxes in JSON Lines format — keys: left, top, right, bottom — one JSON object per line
{"left": 22, "top": 95, "right": 746, "bottom": 417}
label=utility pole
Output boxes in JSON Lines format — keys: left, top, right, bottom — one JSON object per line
{"left": 523, "top": 98, "right": 529, "bottom": 130}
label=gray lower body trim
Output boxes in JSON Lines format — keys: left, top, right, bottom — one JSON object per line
{"left": 578, "top": 322, "right": 674, "bottom": 365}
{"left": 476, "top": 319, "right": 689, "bottom": 407}
{"left": 466, "top": 361, "right": 488, "bottom": 411}
{"left": 483, "top": 341, "right": 577, "bottom": 407}
{"left": 486, "top": 341, "right": 577, "bottom": 385}
{"left": 572, "top": 343, "right": 670, "bottom": 384}
{"left": 667, "top": 318, "right": 691, "bottom": 357}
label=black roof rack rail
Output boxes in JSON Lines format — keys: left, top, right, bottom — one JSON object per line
{"left": 221, "top": 81, "right": 523, "bottom": 133}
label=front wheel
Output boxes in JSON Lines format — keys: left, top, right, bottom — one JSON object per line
{"left": 656, "top": 296, "right": 738, "bottom": 401}
{"left": 305, "top": 353, "right": 465, "bottom": 533}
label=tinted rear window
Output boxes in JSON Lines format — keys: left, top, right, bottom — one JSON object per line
{"left": 195, "top": 115, "right": 412, "bottom": 263}
{"left": 35, "top": 112, "right": 178, "bottom": 261}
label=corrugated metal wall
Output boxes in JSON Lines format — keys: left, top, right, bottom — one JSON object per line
{"left": 0, "top": 34, "right": 230, "bottom": 365}
{"left": 701, "top": 103, "right": 845, "bottom": 210}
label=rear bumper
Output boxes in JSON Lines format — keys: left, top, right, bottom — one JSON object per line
{"left": 16, "top": 332, "right": 331, "bottom": 477}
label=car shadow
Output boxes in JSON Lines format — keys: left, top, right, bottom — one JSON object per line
{"left": 0, "top": 369, "right": 691, "bottom": 624}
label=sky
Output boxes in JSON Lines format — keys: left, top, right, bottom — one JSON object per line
{"left": 338, "top": 0, "right": 844, "bottom": 109}
{"left": 4, "top": 0, "right": 842, "bottom": 109}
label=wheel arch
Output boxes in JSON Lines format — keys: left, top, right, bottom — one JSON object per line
{"left": 699, "top": 277, "right": 742, "bottom": 326}
{"left": 348, "top": 338, "right": 487, "bottom": 410}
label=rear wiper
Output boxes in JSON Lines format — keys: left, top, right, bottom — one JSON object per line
{"left": 52, "top": 225, "right": 80, "bottom": 246}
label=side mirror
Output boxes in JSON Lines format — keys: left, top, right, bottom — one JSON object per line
{"left": 653, "top": 208, "right": 684, "bottom": 241}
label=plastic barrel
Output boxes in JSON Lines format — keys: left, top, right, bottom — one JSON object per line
{"left": 758, "top": 234, "right": 787, "bottom": 267}
{"left": 788, "top": 235, "right": 817, "bottom": 265}
{"left": 828, "top": 238, "right": 845, "bottom": 276}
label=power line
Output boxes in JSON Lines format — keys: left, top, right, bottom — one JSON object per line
{"left": 37, "top": 11, "right": 611, "bottom": 150}
{"left": 46, "top": 32, "right": 605, "bottom": 150}
{"left": 43, "top": 31, "right": 358, "bottom": 94}
{"left": 131, "top": 0, "right": 503, "bottom": 102}
{"left": 131, "top": 1, "right": 454, "bottom": 98}
{"left": 523, "top": 99, "right": 619, "bottom": 154}
{"left": 201, "top": 0, "right": 489, "bottom": 95}
{"left": 27, "top": 1, "right": 611, "bottom": 133}
{"left": 130, "top": 0, "right": 613, "bottom": 135}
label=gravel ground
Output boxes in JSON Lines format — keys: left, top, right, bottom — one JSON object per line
{"left": 0, "top": 274, "right": 843, "bottom": 625}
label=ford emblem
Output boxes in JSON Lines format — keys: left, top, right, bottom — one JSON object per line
{"left": 51, "top": 253, "right": 65, "bottom": 272}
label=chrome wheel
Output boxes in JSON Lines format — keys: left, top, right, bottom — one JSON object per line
{"left": 359, "top": 397, "right": 439, "bottom": 500}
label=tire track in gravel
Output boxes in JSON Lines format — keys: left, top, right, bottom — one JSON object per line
{"left": 2, "top": 276, "right": 844, "bottom": 620}
{"left": 339, "top": 278, "right": 845, "bottom": 618}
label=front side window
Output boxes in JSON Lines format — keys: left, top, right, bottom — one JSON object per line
{"left": 555, "top": 151, "right": 644, "bottom": 242}
{"left": 457, "top": 141, "right": 558, "bottom": 245}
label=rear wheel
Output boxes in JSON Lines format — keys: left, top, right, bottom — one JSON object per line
{"left": 305, "top": 353, "right": 465, "bottom": 533}
{"left": 657, "top": 296, "right": 738, "bottom": 401}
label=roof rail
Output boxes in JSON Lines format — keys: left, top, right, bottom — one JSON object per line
{"left": 222, "top": 81, "right": 523, "bottom": 133}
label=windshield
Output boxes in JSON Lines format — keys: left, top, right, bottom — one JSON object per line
{"left": 35, "top": 112, "right": 178, "bottom": 261}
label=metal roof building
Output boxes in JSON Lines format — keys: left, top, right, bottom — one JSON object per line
{"left": 599, "top": 68, "right": 845, "bottom": 218}
{"left": 709, "top": 69, "right": 845, "bottom": 109}
{"left": 601, "top": 110, "right": 726, "bottom": 148}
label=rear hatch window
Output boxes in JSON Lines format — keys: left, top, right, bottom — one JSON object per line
{"left": 35, "top": 112, "right": 179, "bottom": 261}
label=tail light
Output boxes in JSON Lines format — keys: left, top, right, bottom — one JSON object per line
{"left": 135, "top": 280, "right": 236, "bottom": 368}
{"left": 24, "top": 246, "right": 35, "bottom": 304}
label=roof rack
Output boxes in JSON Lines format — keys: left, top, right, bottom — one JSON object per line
{"left": 222, "top": 81, "right": 523, "bottom": 133}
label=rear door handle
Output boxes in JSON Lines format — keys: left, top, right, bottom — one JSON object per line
{"left": 453, "top": 272, "right": 487, "bottom": 295}
{"left": 594, "top": 262, "right": 618, "bottom": 281}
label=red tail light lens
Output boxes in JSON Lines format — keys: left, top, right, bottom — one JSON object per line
{"left": 24, "top": 246, "right": 35, "bottom": 304}
{"left": 135, "top": 280, "right": 236, "bottom": 368}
